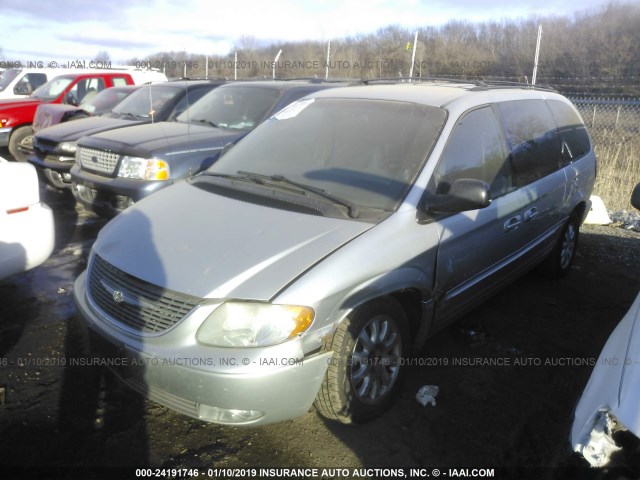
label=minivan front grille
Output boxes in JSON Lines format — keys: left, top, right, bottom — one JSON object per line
{"left": 78, "top": 147, "right": 120, "bottom": 175}
{"left": 88, "top": 254, "right": 201, "bottom": 334}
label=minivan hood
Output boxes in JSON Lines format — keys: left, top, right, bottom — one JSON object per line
{"left": 93, "top": 181, "right": 372, "bottom": 300}
{"left": 79, "top": 122, "right": 242, "bottom": 159}
{"left": 35, "top": 116, "right": 138, "bottom": 142}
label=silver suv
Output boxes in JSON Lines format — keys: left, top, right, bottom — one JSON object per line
{"left": 74, "top": 81, "right": 596, "bottom": 426}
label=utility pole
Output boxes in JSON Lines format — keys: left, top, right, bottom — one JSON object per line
{"left": 532, "top": 25, "right": 542, "bottom": 86}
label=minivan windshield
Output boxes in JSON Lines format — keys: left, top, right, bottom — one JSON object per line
{"left": 32, "top": 76, "right": 74, "bottom": 101}
{"left": 206, "top": 97, "right": 446, "bottom": 213}
{"left": 176, "top": 85, "right": 281, "bottom": 130}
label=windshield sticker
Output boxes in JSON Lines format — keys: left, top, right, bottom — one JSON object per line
{"left": 273, "top": 97, "right": 315, "bottom": 120}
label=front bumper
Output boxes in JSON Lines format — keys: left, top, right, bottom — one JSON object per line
{"left": 28, "top": 153, "right": 76, "bottom": 188}
{"left": 0, "top": 127, "right": 11, "bottom": 147}
{"left": 71, "top": 165, "right": 170, "bottom": 217}
{"left": 73, "top": 270, "right": 331, "bottom": 426}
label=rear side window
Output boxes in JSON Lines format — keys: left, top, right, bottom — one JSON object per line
{"left": 546, "top": 100, "right": 592, "bottom": 164}
{"left": 112, "top": 77, "right": 130, "bottom": 87}
{"left": 497, "top": 100, "right": 562, "bottom": 187}
{"left": 433, "top": 106, "right": 512, "bottom": 198}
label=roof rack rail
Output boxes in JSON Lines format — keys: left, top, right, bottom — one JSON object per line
{"left": 362, "top": 76, "right": 558, "bottom": 92}
{"left": 271, "top": 77, "right": 363, "bottom": 84}
{"left": 469, "top": 80, "right": 558, "bottom": 92}
{"left": 363, "top": 76, "right": 488, "bottom": 87}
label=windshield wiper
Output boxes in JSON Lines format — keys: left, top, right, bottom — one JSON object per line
{"left": 237, "top": 170, "right": 359, "bottom": 218}
{"left": 115, "top": 111, "right": 144, "bottom": 120}
{"left": 192, "top": 118, "right": 219, "bottom": 128}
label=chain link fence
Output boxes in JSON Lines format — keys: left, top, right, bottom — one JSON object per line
{"left": 569, "top": 97, "right": 640, "bottom": 134}
{"left": 568, "top": 97, "right": 639, "bottom": 213}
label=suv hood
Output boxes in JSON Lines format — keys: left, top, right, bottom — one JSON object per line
{"left": 93, "top": 181, "right": 372, "bottom": 300}
{"left": 35, "top": 116, "right": 140, "bottom": 143}
{"left": 79, "top": 121, "right": 244, "bottom": 159}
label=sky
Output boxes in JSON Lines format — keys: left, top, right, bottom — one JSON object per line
{"left": 0, "top": 0, "right": 626, "bottom": 65}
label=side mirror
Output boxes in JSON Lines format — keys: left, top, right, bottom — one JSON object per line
{"left": 14, "top": 83, "right": 32, "bottom": 96}
{"left": 425, "top": 178, "right": 492, "bottom": 214}
{"left": 631, "top": 183, "right": 640, "bottom": 211}
{"left": 65, "top": 91, "right": 79, "bottom": 106}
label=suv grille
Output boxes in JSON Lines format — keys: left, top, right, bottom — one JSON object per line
{"left": 78, "top": 146, "right": 120, "bottom": 175}
{"left": 88, "top": 255, "right": 201, "bottom": 334}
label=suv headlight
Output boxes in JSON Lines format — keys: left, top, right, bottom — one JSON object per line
{"left": 196, "top": 302, "right": 314, "bottom": 348}
{"left": 59, "top": 141, "right": 77, "bottom": 154}
{"left": 118, "top": 156, "right": 169, "bottom": 180}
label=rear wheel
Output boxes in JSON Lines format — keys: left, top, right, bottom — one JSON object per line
{"left": 541, "top": 214, "right": 580, "bottom": 278}
{"left": 314, "top": 297, "right": 409, "bottom": 424}
{"left": 8, "top": 125, "right": 33, "bottom": 162}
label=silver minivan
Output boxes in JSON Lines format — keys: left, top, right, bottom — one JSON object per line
{"left": 74, "top": 81, "right": 596, "bottom": 426}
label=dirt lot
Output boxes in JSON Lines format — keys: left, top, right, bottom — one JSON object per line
{"left": 1, "top": 185, "right": 639, "bottom": 480}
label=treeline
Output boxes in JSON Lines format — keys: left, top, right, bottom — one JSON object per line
{"left": 131, "top": 2, "right": 640, "bottom": 95}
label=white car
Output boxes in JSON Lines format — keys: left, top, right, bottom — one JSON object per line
{"left": 571, "top": 183, "right": 640, "bottom": 468}
{"left": 0, "top": 156, "right": 55, "bottom": 281}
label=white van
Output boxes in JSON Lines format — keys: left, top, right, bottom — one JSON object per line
{"left": 0, "top": 67, "right": 166, "bottom": 100}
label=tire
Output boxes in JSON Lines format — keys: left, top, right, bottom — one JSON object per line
{"left": 541, "top": 214, "right": 580, "bottom": 278}
{"left": 8, "top": 125, "right": 33, "bottom": 162}
{"left": 314, "top": 297, "right": 409, "bottom": 424}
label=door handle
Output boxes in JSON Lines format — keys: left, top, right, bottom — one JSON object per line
{"left": 523, "top": 207, "right": 538, "bottom": 223}
{"left": 504, "top": 215, "right": 522, "bottom": 232}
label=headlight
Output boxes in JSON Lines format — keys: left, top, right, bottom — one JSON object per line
{"left": 118, "top": 156, "right": 169, "bottom": 180}
{"left": 196, "top": 301, "right": 314, "bottom": 348}
{"left": 58, "top": 141, "right": 77, "bottom": 155}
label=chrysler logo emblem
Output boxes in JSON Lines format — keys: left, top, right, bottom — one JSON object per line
{"left": 112, "top": 290, "right": 124, "bottom": 303}
{"left": 91, "top": 156, "right": 98, "bottom": 163}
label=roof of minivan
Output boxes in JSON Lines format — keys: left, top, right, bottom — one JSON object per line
{"left": 309, "top": 83, "right": 565, "bottom": 109}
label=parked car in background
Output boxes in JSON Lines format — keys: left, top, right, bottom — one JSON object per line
{"left": 28, "top": 80, "right": 223, "bottom": 189}
{"left": 71, "top": 79, "right": 349, "bottom": 217}
{"left": 0, "top": 69, "right": 167, "bottom": 161}
{"left": 74, "top": 81, "right": 596, "bottom": 426}
{"left": 0, "top": 67, "right": 165, "bottom": 101}
{"left": 571, "top": 182, "right": 640, "bottom": 471}
{"left": 0, "top": 68, "right": 67, "bottom": 100}
{"left": 0, "top": 156, "right": 54, "bottom": 281}
{"left": 32, "top": 85, "right": 140, "bottom": 133}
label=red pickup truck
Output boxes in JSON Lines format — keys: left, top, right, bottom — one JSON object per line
{"left": 0, "top": 70, "right": 166, "bottom": 161}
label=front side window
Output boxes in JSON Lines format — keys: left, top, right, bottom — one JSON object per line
{"left": 497, "top": 100, "right": 562, "bottom": 187}
{"left": 16, "top": 73, "right": 47, "bottom": 94}
{"left": 432, "top": 106, "right": 512, "bottom": 199}
{"left": 66, "top": 78, "right": 106, "bottom": 104}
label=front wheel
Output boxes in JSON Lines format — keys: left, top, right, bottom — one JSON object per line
{"left": 314, "top": 297, "right": 409, "bottom": 424}
{"left": 8, "top": 125, "right": 33, "bottom": 162}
